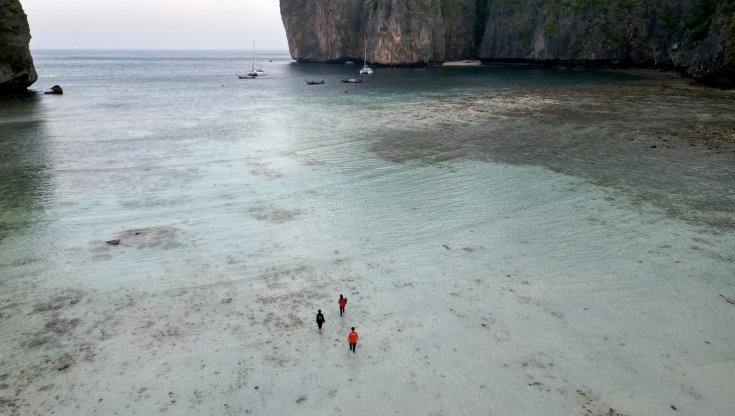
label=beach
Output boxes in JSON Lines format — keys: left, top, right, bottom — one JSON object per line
{"left": 1, "top": 50, "right": 734, "bottom": 415}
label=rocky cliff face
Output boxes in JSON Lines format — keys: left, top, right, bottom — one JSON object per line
{"left": 280, "top": 0, "right": 735, "bottom": 85}
{"left": 0, "top": 0, "right": 37, "bottom": 94}
{"left": 479, "top": 0, "right": 735, "bottom": 84}
{"left": 280, "top": 0, "right": 480, "bottom": 64}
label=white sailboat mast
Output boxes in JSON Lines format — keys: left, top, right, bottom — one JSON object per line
{"left": 252, "top": 41, "right": 256, "bottom": 72}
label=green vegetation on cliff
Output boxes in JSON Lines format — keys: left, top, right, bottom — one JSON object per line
{"left": 0, "top": 0, "right": 30, "bottom": 69}
{"left": 682, "top": 0, "right": 735, "bottom": 44}
{"left": 0, "top": 0, "right": 22, "bottom": 33}
{"left": 0, "top": 0, "right": 36, "bottom": 93}
{"left": 441, "top": 0, "right": 469, "bottom": 18}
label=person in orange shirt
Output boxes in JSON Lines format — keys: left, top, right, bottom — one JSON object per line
{"left": 338, "top": 294, "right": 347, "bottom": 316}
{"left": 348, "top": 327, "right": 358, "bottom": 353}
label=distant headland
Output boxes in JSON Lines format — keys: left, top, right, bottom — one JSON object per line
{"left": 280, "top": 0, "right": 735, "bottom": 87}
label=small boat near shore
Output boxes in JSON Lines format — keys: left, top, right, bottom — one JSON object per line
{"left": 341, "top": 79, "right": 363, "bottom": 83}
{"left": 306, "top": 80, "right": 324, "bottom": 85}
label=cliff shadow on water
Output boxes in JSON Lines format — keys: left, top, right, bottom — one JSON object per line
{"left": 0, "top": 94, "right": 51, "bottom": 240}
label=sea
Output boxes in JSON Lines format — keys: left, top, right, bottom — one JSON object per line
{"left": 1, "top": 49, "right": 734, "bottom": 415}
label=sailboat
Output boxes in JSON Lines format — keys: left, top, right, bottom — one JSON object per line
{"left": 238, "top": 41, "right": 267, "bottom": 78}
{"left": 359, "top": 39, "right": 373, "bottom": 75}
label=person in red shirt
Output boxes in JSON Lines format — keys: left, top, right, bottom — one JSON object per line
{"left": 348, "top": 327, "right": 358, "bottom": 353}
{"left": 338, "top": 294, "right": 347, "bottom": 316}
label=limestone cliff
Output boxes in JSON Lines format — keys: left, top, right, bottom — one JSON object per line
{"left": 280, "top": 0, "right": 479, "bottom": 64}
{"left": 479, "top": 0, "right": 735, "bottom": 84}
{"left": 0, "top": 0, "right": 36, "bottom": 94}
{"left": 280, "top": 0, "right": 735, "bottom": 85}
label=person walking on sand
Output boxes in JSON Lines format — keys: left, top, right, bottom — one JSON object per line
{"left": 338, "top": 294, "right": 347, "bottom": 316}
{"left": 316, "top": 309, "right": 325, "bottom": 330}
{"left": 348, "top": 327, "right": 358, "bottom": 353}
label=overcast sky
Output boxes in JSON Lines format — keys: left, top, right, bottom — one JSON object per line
{"left": 22, "top": 0, "right": 289, "bottom": 50}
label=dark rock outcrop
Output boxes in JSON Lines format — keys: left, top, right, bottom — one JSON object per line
{"left": 280, "top": 0, "right": 735, "bottom": 85}
{"left": 0, "top": 0, "right": 37, "bottom": 94}
{"left": 44, "top": 84, "right": 62, "bottom": 95}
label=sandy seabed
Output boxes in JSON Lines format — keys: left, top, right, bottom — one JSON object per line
{"left": 1, "top": 74, "right": 735, "bottom": 416}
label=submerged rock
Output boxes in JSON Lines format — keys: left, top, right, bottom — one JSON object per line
{"left": 45, "top": 317, "right": 80, "bottom": 334}
{"left": 53, "top": 353, "right": 75, "bottom": 371}
{"left": 0, "top": 1, "right": 37, "bottom": 95}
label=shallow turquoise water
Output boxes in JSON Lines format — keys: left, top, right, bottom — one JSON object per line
{"left": 1, "top": 50, "right": 734, "bottom": 415}
{"left": 0, "top": 50, "right": 649, "bottom": 291}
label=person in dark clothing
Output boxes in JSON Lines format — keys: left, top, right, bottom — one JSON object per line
{"left": 316, "top": 310, "right": 325, "bottom": 330}
{"left": 338, "top": 294, "right": 347, "bottom": 316}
